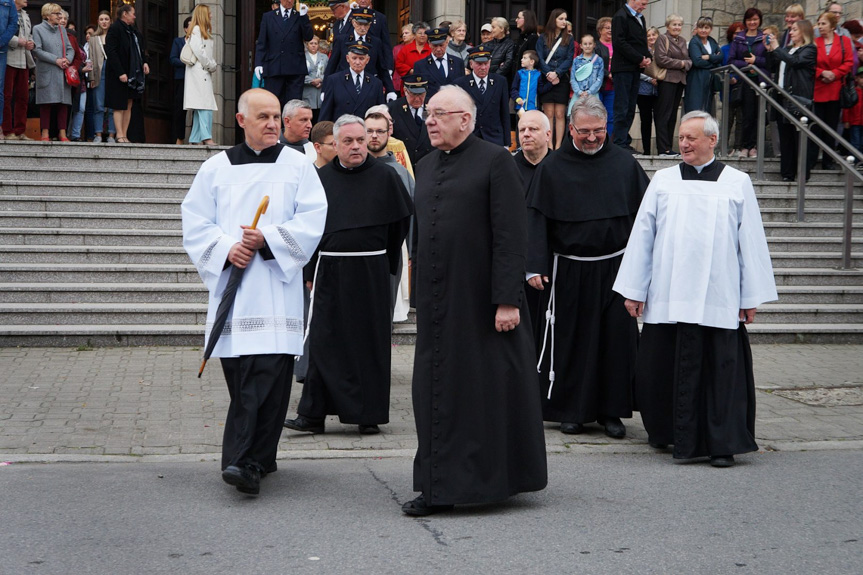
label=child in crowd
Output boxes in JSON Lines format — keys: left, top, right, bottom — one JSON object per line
{"left": 843, "top": 67, "right": 863, "bottom": 170}
{"left": 512, "top": 50, "right": 545, "bottom": 114}
{"left": 568, "top": 33, "right": 604, "bottom": 115}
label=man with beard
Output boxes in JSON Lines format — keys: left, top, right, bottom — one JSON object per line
{"left": 388, "top": 73, "right": 433, "bottom": 166}
{"left": 454, "top": 45, "right": 511, "bottom": 147}
{"left": 279, "top": 99, "right": 316, "bottom": 158}
{"left": 283, "top": 114, "right": 412, "bottom": 435}
{"left": 403, "top": 85, "right": 546, "bottom": 517}
{"left": 613, "top": 111, "right": 777, "bottom": 467}
{"left": 411, "top": 27, "right": 464, "bottom": 101}
{"left": 319, "top": 40, "right": 384, "bottom": 122}
{"left": 526, "top": 96, "right": 648, "bottom": 438}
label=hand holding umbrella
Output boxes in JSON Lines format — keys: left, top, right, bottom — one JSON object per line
{"left": 198, "top": 196, "right": 270, "bottom": 377}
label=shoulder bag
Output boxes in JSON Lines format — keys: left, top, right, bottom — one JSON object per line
{"left": 61, "top": 29, "right": 81, "bottom": 88}
{"left": 180, "top": 39, "right": 197, "bottom": 66}
{"left": 838, "top": 37, "right": 858, "bottom": 109}
{"left": 644, "top": 35, "right": 667, "bottom": 81}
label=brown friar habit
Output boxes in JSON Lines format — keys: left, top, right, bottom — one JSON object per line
{"left": 526, "top": 141, "right": 648, "bottom": 424}
{"left": 635, "top": 161, "right": 759, "bottom": 459}
{"left": 411, "top": 135, "right": 547, "bottom": 506}
{"left": 298, "top": 156, "right": 413, "bottom": 425}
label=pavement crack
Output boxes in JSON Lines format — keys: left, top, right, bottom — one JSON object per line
{"left": 364, "top": 462, "right": 402, "bottom": 505}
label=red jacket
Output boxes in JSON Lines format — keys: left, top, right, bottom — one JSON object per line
{"left": 814, "top": 35, "right": 854, "bottom": 102}
{"left": 842, "top": 85, "right": 863, "bottom": 126}
{"left": 394, "top": 40, "right": 431, "bottom": 77}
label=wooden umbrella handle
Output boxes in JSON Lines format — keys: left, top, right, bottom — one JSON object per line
{"left": 250, "top": 195, "right": 270, "bottom": 230}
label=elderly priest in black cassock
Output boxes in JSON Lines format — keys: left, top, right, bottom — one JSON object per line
{"left": 403, "top": 85, "right": 547, "bottom": 517}
{"left": 284, "top": 114, "right": 412, "bottom": 436}
{"left": 526, "top": 96, "right": 648, "bottom": 438}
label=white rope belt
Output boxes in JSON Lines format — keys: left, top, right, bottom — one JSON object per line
{"left": 536, "top": 248, "right": 626, "bottom": 400}
{"left": 301, "top": 249, "right": 387, "bottom": 349}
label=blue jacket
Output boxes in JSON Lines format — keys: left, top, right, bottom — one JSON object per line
{"left": 169, "top": 35, "right": 186, "bottom": 80}
{"left": 536, "top": 33, "right": 575, "bottom": 77}
{"left": 510, "top": 68, "right": 542, "bottom": 111}
{"left": 454, "top": 72, "right": 511, "bottom": 147}
{"left": 254, "top": 8, "right": 314, "bottom": 77}
{"left": 0, "top": 0, "right": 19, "bottom": 52}
{"left": 324, "top": 34, "right": 394, "bottom": 93}
{"left": 412, "top": 53, "right": 465, "bottom": 101}
{"left": 569, "top": 53, "right": 604, "bottom": 95}
{"left": 319, "top": 71, "right": 385, "bottom": 122}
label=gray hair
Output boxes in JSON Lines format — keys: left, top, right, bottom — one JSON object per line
{"left": 680, "top": 110, "right": 720, "bottom": 140}
{"left": 282, "top": 99, "right": 311, "bottom": 119}
{"left": 665, "top": 14, "right": 683, "bottom": 28}
{"left": 413, "top": 21, "right": 430, "bottom": 34}
{"left": 437, "top": 85, "right": 476, "bottom": 131}
{"left": 365, "top": 104, "right": 391, "bottom": 120}
{"left": 569, "top": 95, "right": 607, "bottom": 125}
{"left": 491, "top": 16, "right": 509, "bottom": 33}
{"left": 333, "top": 114, "right": 365, "bottom": 139}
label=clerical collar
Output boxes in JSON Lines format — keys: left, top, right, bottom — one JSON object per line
{"left": 245, "top": 142, "right": 264, "bottom": 156}
{"left": 571, "top": 138, "right": 604, "bottom": 155}
{"left": 691, "top": 156, "right": 716, "bottom": 173}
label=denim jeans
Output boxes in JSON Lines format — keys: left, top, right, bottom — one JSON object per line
{"left": 92, "top": 67, "right": 115, "bottom": 135}
{"left": 69, "top": 89, "right": 86, "bottom": 139}
{"left": 848, "top": 125, "right": 863, "bottom": 156}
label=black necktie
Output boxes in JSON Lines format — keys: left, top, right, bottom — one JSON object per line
{"left": 437, "top": 58, "right": 446, "bottom": 77}
{"left": 355, "top": 74, "right": 361, "bottom": 93}
{"left": 414, "top": 108, "right": 423, "bottom": 126}
{"left": 283, "top": 9, "right": 290, "bottom": 21}
{"left": 479, "top": 79, "right": 486, "bottom": 94}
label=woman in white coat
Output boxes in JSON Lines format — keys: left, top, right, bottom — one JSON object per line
{"left": 183, "top": 4, "right": 217, "bottom": 145}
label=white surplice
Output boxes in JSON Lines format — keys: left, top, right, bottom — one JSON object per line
{"left": 182, "top": 147, "right": 328, "bottom": 357}
{"left": 613, "top": 164, "right": 778, "bottom": 330}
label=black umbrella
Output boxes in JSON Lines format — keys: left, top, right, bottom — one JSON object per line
{"left": 198, "top": 196, "right": 270, "bottom": 377}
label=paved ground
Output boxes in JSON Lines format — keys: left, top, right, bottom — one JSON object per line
{"left": 1, "top": 344, "right": 862, "bottom": 462}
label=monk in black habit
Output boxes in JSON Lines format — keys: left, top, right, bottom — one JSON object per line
{"left": 526, "top": 96, "right": 648, "bottom": 438}
{"left": 403, "top": 85, "right": 547, "bottom": 517}
{"left": 284, "top": 115, "right": 412, "bottom": 435}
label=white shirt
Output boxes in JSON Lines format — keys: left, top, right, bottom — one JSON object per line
{"left": 613, "top": 164, "right": 777, "bottom": 329}
{"left": 472, "top": 73, "right": 487, "bottom": 88}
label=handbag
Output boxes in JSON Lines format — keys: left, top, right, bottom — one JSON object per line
{"left": 574, "top": 54, "right": 597, "bottom": 83}
{"left": 61, "top": 30, "right": 81, "bottom": 88}
{"left": 838, "top": 37, "right": 858, "bottom": 109}
{"left": 180, "top": 40, "right": 197, "bottom": 66}
{"left": 783, "top": 93, "right": 813, "bottom": 119}
{"left": 644, "top": 35, "right": 668, "bottom": 81}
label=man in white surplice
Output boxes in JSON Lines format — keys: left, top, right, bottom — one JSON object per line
{"left": 613, "top": 111, "right": 777, "bottom": 468}
{"left": 182, "top": 88, "right": 327, "bottom": 495}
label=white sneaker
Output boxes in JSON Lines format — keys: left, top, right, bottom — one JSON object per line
{"left": 107, "top": 136, "right": 116, "bottom": 143}
{"left": 92, "top": 135, "right": 102, "bottom": 143}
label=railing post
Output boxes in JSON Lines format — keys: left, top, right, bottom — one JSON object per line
{"left": 796, "top": 116, "right": 808, "bottom": 222}
{"left": 756, "top": 82, "right": 766, "bottom": 181}
{"left": 843, "top": 157, "right": 855, "bottom": 270}
{"left": 720, "top": 72, "right": 730, "bottom": 157}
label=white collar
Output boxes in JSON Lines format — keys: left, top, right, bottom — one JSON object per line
{"left": 473, "top": 73, "right": 487, "bottom": 85}
{"left": 692, "top": 156, "right": 716, "bottom": 173}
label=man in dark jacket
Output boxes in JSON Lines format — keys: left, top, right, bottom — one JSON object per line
{"left": 412, "top": 27, "right": 464, "bottom": 101}
{"left": 453, "top": 45, "right": 511, "bottom": 147}
{"left": 254, "top": 0, "right": 314, "bottom": 109}
{"left": 388, "top": 73, "right": 433, "bottom": 165}
{"left": 168, "top": 17, "right": 191, "bottom": 145}
{"left": 610, "top": 0, "right": 651, "bottom": 150}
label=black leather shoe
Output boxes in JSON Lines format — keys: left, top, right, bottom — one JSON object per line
{"left": 358, "top": 424, "right": 380, "bottom": 435}
{"left": 402, "top": 495, "right": 454, "bottom": 517}
{"left": 560, "top": 422, "right": 584, "bottom": 434}
{"left": 710, "top": 455, "right": 735, "bottom": 468}
{"left": 283, "top": 415, "right": 325, "bottom": 433}
{"left": 222, "top": 465, "right": 261, "bottom": 494}
{"left": 648, "top": 440, "right": 668, "bottom": 449}
{"left": 599, "top": 416, "right": 626, "bottom": 438}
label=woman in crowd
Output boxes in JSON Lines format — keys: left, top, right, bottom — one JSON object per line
{"left": 62, "top": 10, "right": 90, "bottom": 142}
{"left": 513, "top": 10, "right": 539, "bottom": 76}
{"left": 720, "top": 21, "right": 744, "bottom": 154}
{"left": 536, "top": 8, "right": 574, "bottom": 149}
{"left": 765, "top": 19, "right": 815, "bottom": 181}
{"left": 183, "top": 4, "right": 217, "bottom": 146}
{"left": 684, "top": 16, "right": 722, "bottom": 113}
{"left": 303, "top": 36, "right": 327, "bottom": 122}
{"left": 729, "top": 7, "right": 769, "bottom": 158}
{"left": 637, "top": 26, "right": 660, "bottom": 155}
{"left": 2, "top": 0, "right": 35, "bottom": 141}
{"left": 446, "top": 20, "right": 470, "bottom": 62}
{"left": 653, "top": 14, "right": 691, "bottom": 156}
{"left": 593, "top": 16, "right": 614, "bottom": 137}
{"left": 88, "top": 10, "right": 114, "bottom": 143}
{"left": 395, "top": 22, "right": 430, "bottom": 78}
{"left": 31, "top": 2, "right": 74, "bottom": 141}
{"left": 392, "top": 24, "right": 412, "bottom": 94}
{"left": 489, "top": 16, "right": 515, "bottom": 80}
{"left": 808, "top": 10, "right": 854, "bottom": 171}
{"left": 568, "top": 33, "right": 604, "bottom": 114}
{"left": 105, "top": 4, "right": 148, "bottom": 143}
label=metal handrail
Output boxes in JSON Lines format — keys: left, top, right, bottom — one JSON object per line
{"left": 711, "top": 63, "right": 861, "bottom": 269}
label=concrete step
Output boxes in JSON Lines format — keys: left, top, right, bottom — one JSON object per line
{"left": 762, "top": 222, "right": 859, "bottom": 237}
{"left": 0, "top": 166, "right": 197, "bottom": 184}
{"left": 0, "top": 228, "right": 183, "bottom": 247}
{"left": 0, "top": 196, "right": 182, "bottom": 214}
{"left": 773, "top": 268, "right": 863, "bottom": 286}
{"left": 0, "top": 153, "right": 209, "bottom": 171}
{"left": 0, "top": 211, "right": 181, "bottom": 229}
{"left": 767, "top": 237, "right": 863, "bottom": 252}
{"left": 755, "top": 303, "right": 863, "bottom": 323}
{"left": 0, "top": 303, "right": 207, "bottom": 326}
{"left": 768, "top": 251, "right": 863, "bottom": 268}
{"left": 2, "top": 245, "right": 190, "bottom": 265}
{"left": 0, "top": 181, "right": 190, "bottom": 199}
{"left": 745, "top": 323, "right": 863, "bottom": 344}
{"left": 0, "top": 140, "right": 224, "bottom": 161}
{"left": 0, "top": 283, "right": 207, "bottom": 304}
{"left": 756, "top": 195, "right": 863, "bottom": 210}
{"left": 776, "top": 286, "right": 863, "bottom": 304}
{"left": 760, "top": 208, "right": 863, "bottom": 223}
{"left": 0, "top": 263, "right": 199, "bottom": 283}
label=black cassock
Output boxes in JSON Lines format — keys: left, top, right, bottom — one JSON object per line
{"left": 412, "top": 135, "right": 547, "bottom": 506}
{"left": 636, "top": 161, "right": 759, "bottom": 459}
{"left": 526, "top": 142, "right": 648, "bottom": 424}
{"left": 298, "top": 156, "right": 412, "bottom": 425}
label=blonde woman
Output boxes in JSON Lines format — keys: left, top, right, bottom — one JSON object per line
{"left": 183, "top": 4, "right": 218, "bottom": 146}
{"left": 88, "top": 10, "right": 115, "bottom": 142}
{"left": 31, "top": 2, "right": 74, "bottom": 141}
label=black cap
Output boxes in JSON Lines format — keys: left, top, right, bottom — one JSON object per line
{"left": 467, "top": 45, "right": 491, "bottom": 62}
{"left": 401, "top": 73, "right": 428, "bottom": 94}
{"left": 347, "top": 39, "right": 371, "bottom": 55}
{"left": 427, "top": 27, "right": 449, "bottom": 44}
{"left": 350, "top": 7, "right": 374, "bottom": 24}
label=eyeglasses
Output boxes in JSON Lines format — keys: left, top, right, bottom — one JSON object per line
{"left": 572, "top": 126, "right": 607, "bottom": 137}
{"left": 366, "top": 129, "right": 388, "bottom": 136}
{"left": 426, "top": 109, "right": 465, "bottom": 120}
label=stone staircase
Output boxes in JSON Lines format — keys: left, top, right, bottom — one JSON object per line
{"left": 0, "top": 141, "right": 861, "bottom": 346}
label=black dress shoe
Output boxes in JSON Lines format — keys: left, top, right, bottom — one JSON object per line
{"left": 709, "top": 455, "right": 735, "bottom": 468}
{"left": 560, "top": 422, "right": 584, "bottom": 434}
{"left": 222, "top": 465, "right": 261, "bottom": 494}
{"left": 648, "top": 440, "right": 668, "bottom": 449}
{"left": 402, "top": 495, "right": 454, "bottom": 517}
{"left": 599, "top": 416, "right": 626, "bottom": 438}
{"left": 283, "top": 415, "right": 325, "bottom": 433}
{"left": 358, "top": 424, "right": 380, "bottom": 435}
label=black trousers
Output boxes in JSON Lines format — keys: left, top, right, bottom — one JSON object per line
{"left": 612, "top": 70, "right": 641, "bottom": 147}
{"left": 637, "top": 93, "right": 657, "bottom": 155}
{"left": 654, "top": 81, "right": 685, "bottom": 154}
{"left": 739, "top": 82, "right": 760, "bottom": 149}
{"left": 808, "top": 99, "right": 841, "bottom": 170}
{"left": 171, "top": 78, "right": 187, "bottom": 142}
{"left": 265, "top": 74, "right": 305, "bottom": 111}
{"left": 220, "top": 354, "right": 294, "bottom": 472}
{"left": 778, "top": 121, "right": 810, "bottom": 180}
